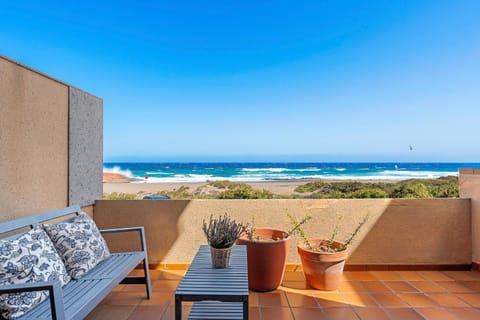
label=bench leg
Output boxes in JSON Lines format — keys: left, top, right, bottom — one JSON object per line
{"left": 143, "top": 259, "right": 152, "bottom": 299}
{"left": 138, "top": 227, "right": 152, "bottom": 299}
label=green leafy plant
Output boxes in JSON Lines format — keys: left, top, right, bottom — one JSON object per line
{"left": 202, "top": 213, "right": 248, "bottom": 249}
{"left": 245, "top": 214, "right": 312, "bottom": 241}
{"left": 289, "top": 214, "right": 369, "bottom": 253}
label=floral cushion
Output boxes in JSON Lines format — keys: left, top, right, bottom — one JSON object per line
{"left": 0, "top": 227, "right": 71, "bottom": 319}
{"left": 43, "top": 213, "right": 110, "bottom": 280}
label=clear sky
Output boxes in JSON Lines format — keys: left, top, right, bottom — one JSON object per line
{"left": 1, "top": 1, "right": 479, "bottom": 162}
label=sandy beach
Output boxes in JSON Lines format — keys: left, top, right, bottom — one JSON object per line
{"left": 102, "top": 173, "right": 396, "bottom": 196}
{"left": 103, "top": 173, "right": 311, "bottom": 195}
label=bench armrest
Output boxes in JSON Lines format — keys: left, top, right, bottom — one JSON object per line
{"left": 100, "top": 226, "right": 147, "bottom": 252}
{"left": 0, "top": 280, "right": 65, "bottom": 320}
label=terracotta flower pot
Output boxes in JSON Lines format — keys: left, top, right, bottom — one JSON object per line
{"left": 210, "top": 246, "right": 232, "bottom": 268}
{"left": 297, "top": 239, "right": 348, "bottom": 291}
{"left": 236, "top": 228, "right": 290, "bottom": 292}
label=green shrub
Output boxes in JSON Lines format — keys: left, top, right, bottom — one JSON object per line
{"left": 253, "top": 189, "right": 275, "bottom": 199}
{"left": 208, "top": 180, "right": 242, "bottom": 189}
{"left": 429, "top": 184, "right": 459, "bottom": 197}
{"left": 102, "top": 192, "right": 137, "bottom": 200}
{"left": 327, "top": 181, "right": 364, "bottom": 193}
{"left": 391, "top": 181, "right": 432, "bottom": 198}
{"left": 218, "top": 185, "right": 273, "bottom": 199}
{"left": 103, "top": 177, "right": 458, "bottom": 200}
{"left": 350, "top": 188, "right": 388, "bottom": 198}
{"left": 425, "top": 176, "right": 459, "bottom": 197}
{"left": 309, "top": 190, "right": 346, "bottom": 199}
{"left": 160, "top": 186, "right": 193, "bottom": 199}
{"left": 294, "top": 181, "right": 328, "bottom": 193}
{"left": 296, "top": 177, "right": 458, "bottom": 199}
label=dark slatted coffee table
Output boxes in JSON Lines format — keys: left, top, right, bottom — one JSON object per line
{"left": 175, "top": 245, "right": 249, "bottom": 320}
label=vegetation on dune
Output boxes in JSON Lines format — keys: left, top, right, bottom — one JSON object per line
{"left": 103, "top": 176, "right": 459, "bottom": 200}
{"left": 155, "top": 186, "right": 192, "bottom": 199}
{"left": 218, "top": 184, "right": 273, "bottom": 199}
{"left": 350, "top": 188, "right": 389, "bottom": 199}
{"left": 102, "top": 192, "right": 137, "bottom": 200}
{"left": 294, "top": 181, "right": 328, "bottom": 193}
{"left": 294, "top": 176, "right": 458, "bottom": 199}
{"left": 208, "top": 180, "right": 243, "bottom": 189}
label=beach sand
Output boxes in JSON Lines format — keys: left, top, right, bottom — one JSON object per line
{"left": 103, "top": 173, "right": 394, "bottom": 196}
{"left": 103, "top": 173, "right": 305, "bottom": 195}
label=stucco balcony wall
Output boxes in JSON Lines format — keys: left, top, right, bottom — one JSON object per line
{"left": 94, "top": 198, "right": 471, "bottom": 267}
{"left": 459, "top": 168, "right": 480, "bottom": 266}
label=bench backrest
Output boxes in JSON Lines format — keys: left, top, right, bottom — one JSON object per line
{"left": 0, "top": 205, "right": 82, "bottom": 240}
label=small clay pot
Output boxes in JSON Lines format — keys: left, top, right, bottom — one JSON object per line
{"left": 236, "top": 228, "right": 290, "bottom": 292}
{"left": 297, "top": 239, "right": 348, "bottom": 291}
{"left": 210, "top": 246, "right": 232, "bottom": 268}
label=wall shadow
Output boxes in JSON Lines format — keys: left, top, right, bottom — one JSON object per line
{"left": 94, "top": 199, "right": 190, "bottom": 265}
{"left": 347, "top": 198, "right": 471, "bottom": 268}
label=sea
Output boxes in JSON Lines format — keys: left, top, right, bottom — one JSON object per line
{"left": 102, "top": 162, "right": 480, "bottom": 183}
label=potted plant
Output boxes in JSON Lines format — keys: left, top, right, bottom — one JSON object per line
{"left": 290, "top": 214, "right": 369, "bottom": 291}
{"left": 202, "top": 213, "right": 247, "bottom": 268}
{"left": 236, "top": 216, "right": 311, "bottom": 292}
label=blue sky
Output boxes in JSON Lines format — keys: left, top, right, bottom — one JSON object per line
{"left": 1, "top": 1, "right": 479, "bottom": 162}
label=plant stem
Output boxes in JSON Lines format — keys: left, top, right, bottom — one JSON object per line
{"left": 287, "top": 213, "right": 313, "bottom": 250}
{"left": 343, "top": 215, "right": 369, "bottom": 247}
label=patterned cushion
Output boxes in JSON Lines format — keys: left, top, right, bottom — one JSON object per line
{"left": 0, "top": 227, "right": 71, "bottom": 319}
{"left": 43, "top": 213, "right": 110, "bottom": 280}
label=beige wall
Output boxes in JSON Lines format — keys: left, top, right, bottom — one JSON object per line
{"left": 459, "top": 169, "right": 480, "bottom": 264}
{"left": 95, "top": 198, "right": 471, "bottom": 266}
{"left": 0, "top": 57, "right": 69, "bottom": 219}
{"left": 82, "top": 205, "right": 94, "bottom": 217}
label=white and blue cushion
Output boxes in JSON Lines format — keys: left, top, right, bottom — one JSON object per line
{"left": 43, "top": 213, "right": 111, "bottom": 280}
{"left": 0, "top": 227, "right": 70, "bottom": 319}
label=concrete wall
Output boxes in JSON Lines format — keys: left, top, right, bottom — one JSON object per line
{"left": 0, "top": 55, "right": 102, "bottom": 221}
{"left": 459, "top": 169, "right": 480, "bottom": 265}
{"left": 94, "top": 198, "right": 471, "bottom": 266}
{"left": 69, "top": 87, "right": 103, "bottom": 207}
{"left": 0, "top": 56, "right": 69, "bottom": 218}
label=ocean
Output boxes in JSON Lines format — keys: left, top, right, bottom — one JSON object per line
{"left": 102, "top": 162, "right": 479, "bottom": 183}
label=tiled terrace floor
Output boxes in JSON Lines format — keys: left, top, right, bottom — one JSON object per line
{"left": 86, "top": 269, "right": 480, "bottom": 320}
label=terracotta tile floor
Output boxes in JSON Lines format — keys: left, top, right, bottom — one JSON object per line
{"left": 85, "top": 269, "right": 480, "bottom": 320}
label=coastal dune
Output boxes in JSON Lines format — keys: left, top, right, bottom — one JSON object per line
{"left": 103, "top": 173, "right": 133, "bottom": 183}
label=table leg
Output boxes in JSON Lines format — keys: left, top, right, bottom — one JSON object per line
{"left": 175, "top": 295, "right": 181, "bottom": 320}
{"left": 243, "top": 298, "right": 249, "bottom": 320}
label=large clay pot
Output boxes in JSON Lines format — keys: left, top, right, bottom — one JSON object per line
{"left": 297, "top": 239, "right": 348, "bottom": 291}
{"left": 236, "top": 228, "right": 290, "bottom": 292}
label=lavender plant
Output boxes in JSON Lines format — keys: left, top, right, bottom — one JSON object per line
{"left": 202, "top": 213, "right": 247, "bottom": 249}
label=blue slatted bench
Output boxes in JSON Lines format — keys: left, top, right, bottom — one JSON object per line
{"left": 0, "top": 205, "right": 151, "bottom": 320}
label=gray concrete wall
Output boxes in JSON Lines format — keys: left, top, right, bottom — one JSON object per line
{"left": 68, "top": 87, "right": 103, "bottom": 207}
